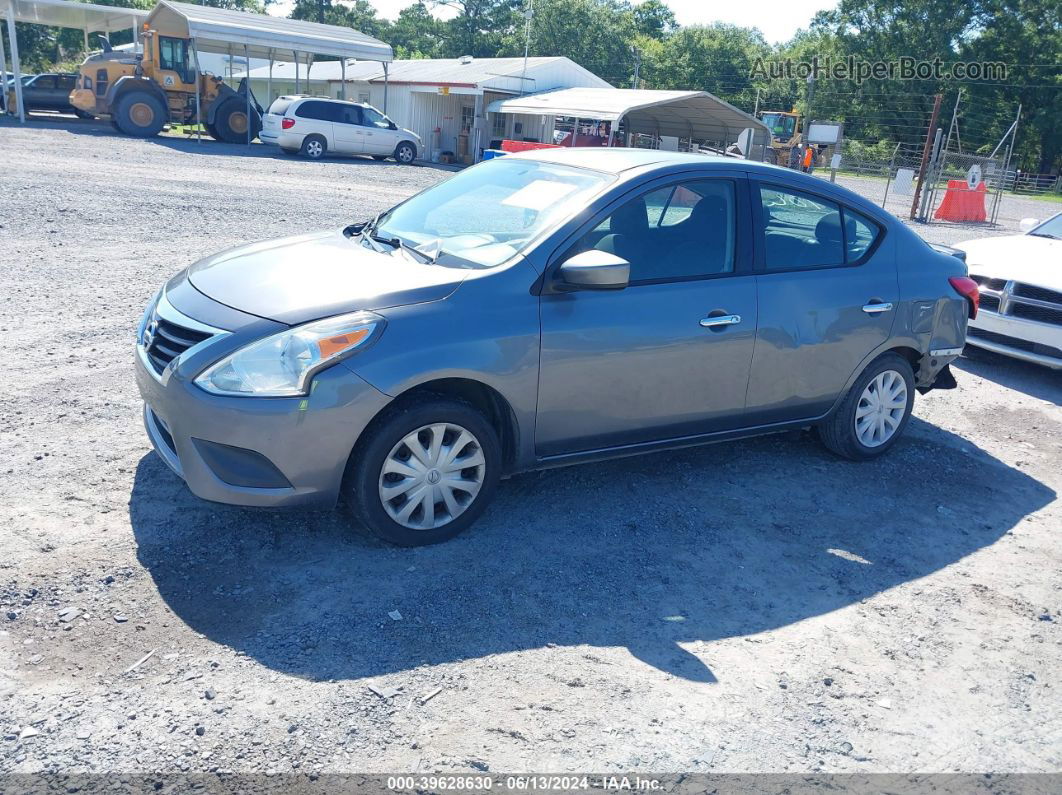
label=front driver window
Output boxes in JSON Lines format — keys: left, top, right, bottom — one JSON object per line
{"left": 580, "top": 180, "right": 738, "bottom": 281}
{"left": 360, "top": 106, "right": 391, "bottom": 129}
{"left": 158, "top": 37, "right": 191, "bottom": 83}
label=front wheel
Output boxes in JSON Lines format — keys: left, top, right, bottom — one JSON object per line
{"left": 818, "top": 353, "right": 915, "bottom": 460}
{"left": 344, "top": 397, "right": 501, "bottom": 546}
{"left": 212, "top": 98, "right": 261, "bottom": 143}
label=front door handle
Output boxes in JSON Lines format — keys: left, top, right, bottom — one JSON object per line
{"left": 862, "top": 302, "right": 894, "bottom": 314}
{"left": 700, "top": 314, "right": 741, "bottom": 328}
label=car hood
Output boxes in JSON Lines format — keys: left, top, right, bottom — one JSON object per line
{"left": 954, "top": 234, "right": 1062, "bottom": 291}
{"left": 187, "top": 229, "right": 466, "bottom": 325}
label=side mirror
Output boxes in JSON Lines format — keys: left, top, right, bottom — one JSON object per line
{"left": 1019, "top": 217, "right": 1040, "bottom": 233}
{"left": 555, "top": 250, "right": 630, "bottom": 291}
{"left": 388, "top": 121, "right": 397, "bottom": 130}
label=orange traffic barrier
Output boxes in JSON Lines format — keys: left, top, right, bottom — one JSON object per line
{"left": 934, "top": 179, "right": 987, "bottom": 222}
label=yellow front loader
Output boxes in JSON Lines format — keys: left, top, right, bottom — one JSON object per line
{"left": 70, "top": 27, "right": 261, "bottom": 142}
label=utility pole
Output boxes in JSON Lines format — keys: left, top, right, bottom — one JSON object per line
{"left": 631, "top": 47, "right": 641, "bottom": 89}
{"left": 520, "top": 0, "right": 533, "bottom": 95}
{"left": 910, "top": 93, "right": 943, "bottom": 220}
{"left": 754, "top": 87, "right": 760, "bottom": 116}
{"left": 802, "top": 72, "right": 815, "bottom": 138}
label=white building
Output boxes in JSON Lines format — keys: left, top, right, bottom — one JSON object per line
{"left": 247, "top": 56, "right": 611, "bottom": 161}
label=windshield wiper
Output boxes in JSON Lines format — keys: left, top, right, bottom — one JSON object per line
{"left": 1029, "top": 231, "right": 1060, "bottom": 239}
{"left": 366, "top": 230, "right": 435, "bottom": 263}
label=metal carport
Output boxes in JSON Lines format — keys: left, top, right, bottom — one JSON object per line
{"left": 3, "top": 0, "right": 393, "bottom": 142}
{"left": 146, "top": 1, "right": 393, "bottom": 143}
{"left": 487, "top": 87, "right": 770, "bottom": 159}
{"left": 1, "top": 0, "right": 147, "bottom": 122}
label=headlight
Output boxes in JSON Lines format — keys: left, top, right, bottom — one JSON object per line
{"left": 194, "top": 311, "right": 384, "bottom": 397}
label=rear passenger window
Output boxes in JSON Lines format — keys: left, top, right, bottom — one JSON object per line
{"left": 759, "top": 185, "right": 844, "bottom": 270}
{"left": 295, "top": 101, "right": 337, "bottom": 121}
{"left": 843, "top": 208, "right": 880, "bottom": 262}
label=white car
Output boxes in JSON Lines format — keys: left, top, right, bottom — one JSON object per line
{"left": 954, "top": 213, "right": 1062, "bottom": 369}
{"left": 260, "top": 96, "right": 421, "bottom": 164}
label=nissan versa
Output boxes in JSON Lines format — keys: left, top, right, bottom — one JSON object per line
{"left": 136, "top": 149, "right": 976, "bottom": 545}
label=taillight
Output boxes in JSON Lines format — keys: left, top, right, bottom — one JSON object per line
{"left": 281, "top": 117, "right": 295, "bottom": 130}
{"left": 949, "top": 275, "right": 980, "bottom": 319}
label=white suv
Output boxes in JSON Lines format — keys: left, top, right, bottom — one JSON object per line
{"left": 260, "top": 96, "right": 421, "bottom": 164}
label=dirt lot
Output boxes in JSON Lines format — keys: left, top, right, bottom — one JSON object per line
{"left": 1, "top": 117, "right": 1060, "bottom": 777}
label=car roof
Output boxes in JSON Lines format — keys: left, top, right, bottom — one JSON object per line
{"left": 510, "top": 147, "right": 797, "bottom": 178}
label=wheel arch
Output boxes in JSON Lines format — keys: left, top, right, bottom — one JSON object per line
{"left": 378, "top": 377, "right": 520, "bottom": 475}
{"left": 824, "top": 341, "right": 923, "bottom": 420}
{"left": 106, "top": 76, "right": 167, "bottom": 111}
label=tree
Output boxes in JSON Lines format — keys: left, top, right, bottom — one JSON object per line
{"left": 288, "top": 0, "right": 386, "bottom": 38}
{"left": 388, "top": 2, "right": 444, "bottom": 58}
{"left": 429, "top": 1, "right": 521, "bottom": 58}
{"left": 631, "top": 0, "right": 676, "bottom": 40}
{"left": 499, "top": 0, "right": 636, "bottom": 85}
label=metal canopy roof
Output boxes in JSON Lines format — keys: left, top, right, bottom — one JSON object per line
{"left": 487, "top": 87, "right": 769, "bottom": 144}
{"left": 147, "top": 1, "right": 392, "bottom": 63}
{"left": 0, "top": 0, "right": 146, "bottom": 33}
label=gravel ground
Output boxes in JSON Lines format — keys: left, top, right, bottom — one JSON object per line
{"left": 1, "top": 117, "right": 1060, "bottom": 778}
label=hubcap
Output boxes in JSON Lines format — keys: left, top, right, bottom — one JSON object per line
{"left": 307, "top": 140, "right": 322, "bottom": 157}
{"left": 129, "top": 102, "right": 154, "bottom": 126}
{"left": 379, "top": 423, "right": 486, "bottom": 530}
{"left": 229, "top": 111, "right": 248, "bottom": 134}
{"left": 854, "top": 369, "right": 908, "bottom": 447}
{"left": 398, "top": 146, "right": 413, "bottom": 162}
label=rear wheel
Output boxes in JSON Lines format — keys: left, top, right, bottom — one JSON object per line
{"left": 818, "top": 353, "right": 915, "bottom": 460}
{"left": 394, "top": 141, "right": 417, "bottom": 164}
{"left": 300, "top": 134, "right": 327, "bottom": 160}
{"left": 114, "top": 91, "right": 166, "bottom": 137}
{"left": 344, "top": 397, "right": 501, "bottom": 546}
{"left": 212, "top": 98, "right": 261, "bottom": 143}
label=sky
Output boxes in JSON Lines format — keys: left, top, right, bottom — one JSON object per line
{"left": 269, "top": 1, "right": 838, "bottom": 46}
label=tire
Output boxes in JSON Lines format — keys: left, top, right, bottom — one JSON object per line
{"left": 114, "top": 91, "right": 166, "bottom": 137}
{"left": 394, "top": 141, "right": 417, "bottom": 164}
{"left": 300, "top": 134, "right": 327, "bottom": 160}
{"left": 212, "top": 98, "right": 261, "bottom": 143}
{"left": 372, "top": 154, "right": 389, "bottom": 161}
{"left": 344, "top": 396, "right": 502, "bottom": 546}
{"left": 205, "top": 121, "right": 220, "bottom": 140}
{"left": 818, "top": 352, "right": 915, "bottom": 460}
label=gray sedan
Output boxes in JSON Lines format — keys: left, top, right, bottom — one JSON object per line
{"left": 136, "top": 149, "right": 974, "bottom": 545}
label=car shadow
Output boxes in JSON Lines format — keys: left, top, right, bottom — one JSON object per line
{"left": 956, "top": 346, "right": 1061, "bottom": 404}
{"left": 129, "top": 417, "right": 1053, "bottom": 684}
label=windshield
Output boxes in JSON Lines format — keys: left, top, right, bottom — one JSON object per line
{"left": 375, "top": 159, "right": 613, "bottom": 267}
{"left": 762, "top": 113, "right": 796, "bottom": 138}
{"left": 1029, "top": 213, "right": 1062, "bottom": 240}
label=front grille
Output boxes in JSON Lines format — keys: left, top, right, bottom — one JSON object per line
{"left": 967, "top": 328, "right": 1062, "bottom": 359}
{"left": 1011, "top": 302, "right": 1062, "bottom": 327}
{"left": 146, "top": 317, "right": 212, "bottom": 375}
{"left": 1014, "top": 283, "right": 1062, "bottom": 305}
{"left": 971, "top": 274, "right": 1006, "bottom": 290}
{"left": 980, "top": 294, "right": 1001, "bottom": 312}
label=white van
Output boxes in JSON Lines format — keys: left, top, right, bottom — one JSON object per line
{"left": 260, "top": 96, "right": 421, "bottom": 164}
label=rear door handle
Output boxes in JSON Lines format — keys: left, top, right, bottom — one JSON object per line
{"left": 700, "top": 314, "right": 741, "bottom": 328}
{"left": 862, "top": 302, "right": 893, "bottom": 314}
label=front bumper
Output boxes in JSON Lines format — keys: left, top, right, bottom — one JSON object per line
{"left": 967, "top": 310, "right": 1062, "bottom": 369}
{"left": 135, "top": 325, "right": 392, "bottom": 510}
